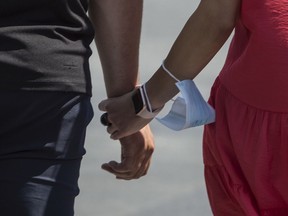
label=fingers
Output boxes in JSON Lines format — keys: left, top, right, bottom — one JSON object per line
{"left": 106, "top": 124, "right": 117, "bottom": 136}
{"left": 101, "top": 161, "right": 134, "bottom": 180}
{"left": 100, "top": 113, "right": 143, "bottom": 140}
{"left": 99, "top": 94, "right": 155, "bottom": 180}
{"left": 109, "top": 130, "right": 127, "bottom": 140}
{"left": 105, "top": 122, "right": 128, "bottom": 140}
{"left": 99, "top": 92, "right": 144, "bottom": 139}
{"left": 98, "top": 100, "right": 125, "bottom": 139}
{"left": 101, "top": 161, "right": 137, "bottom": 180}
{"left": 101, "top": 127, "right": 155, "bottom": 180}
{"left": 98, "top": 99, "right": 109, "bottom": 112}
{"left": 102, "top": 162, "right": 137, "bottom": 180}
{"left": 101, "top": 151, "right": 152, "bottom": 180}
{"left": 104, "top": 114, "right": 153, "bottom": 140}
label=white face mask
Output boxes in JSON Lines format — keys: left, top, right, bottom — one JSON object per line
{"left": 156, "top": 79, "right": 215, "bottom": 131}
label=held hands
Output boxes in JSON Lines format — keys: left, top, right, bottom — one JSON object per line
{"left": 99, "top": 90, "right": 156, "bottom": 179}
{"left": 98, "top": 90, "right": 153, "bottom": 140}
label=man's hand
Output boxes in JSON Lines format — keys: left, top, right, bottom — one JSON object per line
{"left": 101, "top": 125, "right": 154, "bottom": 180}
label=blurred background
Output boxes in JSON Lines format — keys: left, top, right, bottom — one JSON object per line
{"left": 75, "top": 0, "right": 231, "bottom": 215}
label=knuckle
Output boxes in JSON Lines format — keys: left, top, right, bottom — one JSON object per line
{"left": 148, "top": 147, "right": 154, "bottom": 154}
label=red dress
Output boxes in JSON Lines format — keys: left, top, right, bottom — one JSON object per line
{"left": 203, "top": 0, "right": 288, "bottom": 215}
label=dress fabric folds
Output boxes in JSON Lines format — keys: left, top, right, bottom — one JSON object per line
{"left": 203, "top": 78, "right": 288, "bottom": 216}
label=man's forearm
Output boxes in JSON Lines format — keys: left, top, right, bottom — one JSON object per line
{"left": 89, "top": 0, "right": 143, "bottom": 98}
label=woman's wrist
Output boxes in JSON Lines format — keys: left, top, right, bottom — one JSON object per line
{"left": 145, "top": 65, "right": 179, "bottom": 111}
{"left": 131, "top": 85, "right": 163, "bottom": 119}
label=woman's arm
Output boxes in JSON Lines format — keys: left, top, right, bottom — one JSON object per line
{"left": 146, "top": 0, "right": 241, "bottom": 110}
{"left": 99, "top": 0, "right": 241, "bottom": 139}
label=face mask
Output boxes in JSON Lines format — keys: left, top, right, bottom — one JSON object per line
{"left": 156, "top": 79, "right": 215, "bottom": 131}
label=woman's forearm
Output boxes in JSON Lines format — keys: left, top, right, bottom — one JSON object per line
{"left": 146, "top": 0, "right": 240, "bottom": 110}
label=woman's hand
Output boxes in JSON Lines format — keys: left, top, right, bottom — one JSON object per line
{"left": 98, "top": 90, "right": 153, "bottom": 139}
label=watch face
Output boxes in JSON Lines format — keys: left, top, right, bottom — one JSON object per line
{"left": 132, "top": 88, "right": 144, "bottom": 114}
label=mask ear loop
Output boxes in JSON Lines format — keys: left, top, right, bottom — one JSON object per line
{"left": 143, "top": 60, "right": 181, "bottom": 113}
{"left": 161, "top": 60, "right": 181, "bottom": 102}
{"left": 141, "top": 84, "right": 152, "bottom": 112}
{"left": 161, "top": 60, "right": 180, "bottom": 82}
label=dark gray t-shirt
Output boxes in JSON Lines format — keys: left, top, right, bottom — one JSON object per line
{"left": 0, "top": 0, "right": 94, "bottom": 95}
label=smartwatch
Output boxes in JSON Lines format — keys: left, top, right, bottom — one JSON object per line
{"left": 131, "top": 87, "right": 163, "bottom": 119}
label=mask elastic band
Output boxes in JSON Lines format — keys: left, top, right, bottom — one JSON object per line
{"left": 142, "top": 84, "right": 153, "bottom": 112}
{"left": 139, "top": 85, "right": 147, "bottom": 107}
{"left": 161, "top": 60, "right": 180, "bottom": 82}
